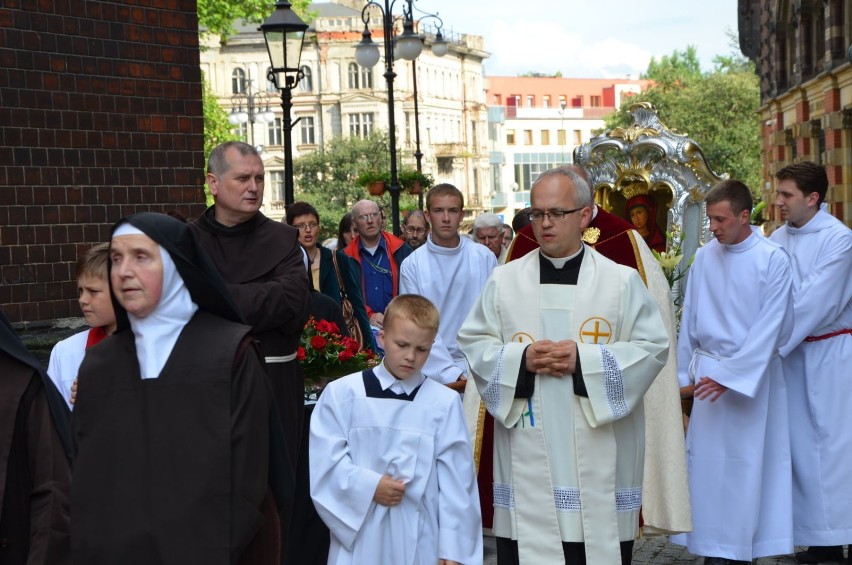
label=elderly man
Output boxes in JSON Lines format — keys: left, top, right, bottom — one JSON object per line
{"left": 459, "top": 166, "right": 669, "bottom": 564}
{"left": 402, "top": 210, "right": 430, "bottom": 249}
{"left": 191, "top": 141, "right": 308, "bottom": 559}
{"left": 474, "top": 212, "right": 508, "bottom": 264}
{"left": 343, "top": 199, "right": 412, "bottom": 328}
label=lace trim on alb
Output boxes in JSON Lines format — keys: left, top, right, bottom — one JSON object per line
{"left": 601, "top": 346, "right": 628, "bottom": 419}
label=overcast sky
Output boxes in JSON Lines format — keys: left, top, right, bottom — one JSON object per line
{"left": 421, "top": 0, "right": 740, "bottom": 78}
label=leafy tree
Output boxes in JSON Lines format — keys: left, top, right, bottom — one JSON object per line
{"left": 202, "top": 73, "right": 241, "bottom": 205}
{"left": 293, "top": 131, "right": 419, "bottom": 241}
{"left": 198, "top": 0, "right": 313, "bottom": 40}
{"left": 607, "top": 46, "right": 761, "bottom": 194}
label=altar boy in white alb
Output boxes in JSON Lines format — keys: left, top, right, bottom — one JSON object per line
{"left": 399, "top": 183, "right": 497, "bottom": 385}
{"left": 459, "top": 166, "right": 669, "bottom": 565}
{"left": 309, "top": 295, "right": 482, "bottom": 565}
{"left": 770, "top": 161, "right": 852, "bottom": 565}
{"left": 671, "top": 180, "right": 794, "bottom": 565}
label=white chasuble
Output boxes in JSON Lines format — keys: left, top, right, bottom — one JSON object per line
{"left": 459, "top": 248, "right": 669, "bottom": 564}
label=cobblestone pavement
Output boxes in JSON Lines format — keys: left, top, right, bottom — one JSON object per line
{"left": 483, "top": 535, "right": 847, "bottom": 564}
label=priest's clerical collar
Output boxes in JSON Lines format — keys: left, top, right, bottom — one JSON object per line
{"left": 540, "top": 246, "right": 584, "bottom": 285}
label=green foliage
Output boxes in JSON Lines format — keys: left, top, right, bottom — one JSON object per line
{"left": 293, "top": 131, "right": 419, "bottom": 241}
{"left": 198, "top": 0, "right": 313, "bottom": 40}
{"left": 607, "top": 46, "right": 762, "bottom": 195}
{"left": 397, "top": 168, "right": 434, "bottom": 191}
{"left": 202, "top": 74, "right": 240, "bottom": 206}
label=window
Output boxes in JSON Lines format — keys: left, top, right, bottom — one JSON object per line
{"left": 268, "top": 118, "right": 283, "bottom": 146}
{"left": 231, "top": 68, "right": 246, "bottom": 94}
{"left": 558, "top": 95, "right": 567, "bottom": 108}
{"left": 348, "top": 63, "right": 359, "bottom": 89}
{"left": 360, "top": 67, "right": 372, "bottom": 89}
{"left": 543, "top": 95, "right": 551, "bottom": 108}
{"left": 348, "top": 63, "right": 372, "bottom": 89}
{"left": 506, "top": 129, "right": 516, "bottom": 145}
{"left": 540, "top": 130, "right": 550, "bottom": 145}
{"left": 299, "top": 66, "right": 313, "bottom": 92}
{"left": 590, "top": 95, "right": 601, "bottom": 107}
{"left": 573, "top": 130, "right": 582, "bottom": 145}
{"left": 349, "top": 113, "right": 374, "bottom": 138}
{"left": 524, "top": 130, "right": 533, "bottom": 145}
{"left": 557, "top": 129, "right": 566, "bottom": 145}
{"left": 300, "top": 116, "right": 316, "bottom": 145}
{"left": 269, "top": 171, "right": 285, "bottom": 202}
{"left": 526, "top": 95, "right": 535, "bottom": 107}
{"left": 233, "top": 122, "right": 247, "bottom": 140}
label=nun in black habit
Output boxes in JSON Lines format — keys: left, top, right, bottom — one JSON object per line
{"left": 71, "top": 212, "right": 292, "bottom": 565}
{"left": 0, "top": 311, "right": 72, "bottom": 565}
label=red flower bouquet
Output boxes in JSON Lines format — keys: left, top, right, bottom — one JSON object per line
{"left": 298, "top": 316, "right": 378, "bottom": 384}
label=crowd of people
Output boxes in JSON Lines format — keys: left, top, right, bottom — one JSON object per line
{"left": 1, "top": 141, "right": 850, "bottom": 565}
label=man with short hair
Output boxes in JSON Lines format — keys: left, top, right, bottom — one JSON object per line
{"left": 769, "top": 161, "right": 852, "bottom": 565}
{"left": 671, "top": 180, "right": 794, "bottom": 564}
{"left": 459, "top": 165, "right": 669, "bottom": 564}
{"left": 474, "top": 212, "right": 508, "bottom": 264}
{"left": 400, "top": 184, "right": 496, "bottom": 385}
{"left": 191, "top": 141, "right": 309, "bottom": 559}
{"left": 402, "top": 210, "right": 430, "bottom": 249}
{"left": 344, "top": 199, "right": 412, "bottom": 328}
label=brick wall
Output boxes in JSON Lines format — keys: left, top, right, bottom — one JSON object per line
{"left": 0, "top": 0, "right": 207, "bottom": 324}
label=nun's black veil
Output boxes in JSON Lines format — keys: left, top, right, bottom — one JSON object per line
{"left": 109, "top": 212, "right": 294, "bottom": 503}
{"left": 0, "top": 310, "right": 73, "bottom": 460}
{"left": 109, "top": 212, "right": 244, "bottom": 331}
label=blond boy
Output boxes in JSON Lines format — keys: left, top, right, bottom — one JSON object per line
{"left": 310, "top": 294, "right": 483, "bottom": 565}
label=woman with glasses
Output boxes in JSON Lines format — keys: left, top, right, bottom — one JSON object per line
{"left": 286, "top": 203, "right": 375, "bottom": 351}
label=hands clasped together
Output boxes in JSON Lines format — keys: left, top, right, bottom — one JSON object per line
{"left": 524, "top": 339, "right": 577, "bottom": 377}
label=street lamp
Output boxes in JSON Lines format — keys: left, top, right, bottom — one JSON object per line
{"left": 355, "top": 0, "right": 448, "bottom": 235}
{"left": 559, "top": 100, "right": 567, "bottom": 163}
{"left": 228, "top": 79, "right": 276, "bottom": 148}
{"left": 260, "top": 0, "right": 309, "bottom": 208}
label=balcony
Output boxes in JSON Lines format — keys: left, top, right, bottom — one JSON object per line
{"left": 433, "top": 142, "right": 468, "bottom": 157}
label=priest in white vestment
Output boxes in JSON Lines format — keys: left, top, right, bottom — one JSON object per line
{"left": 400, "top": 183, "right": 497, "bottom": 385}
{"left": 769, "top": 162, "right": 852, "bottom": 564}
{"left": 459, "top": 166, "right": 669, "bottom": 565}
{"left": 671, "top": 180, "right": 794, "bottom": 564}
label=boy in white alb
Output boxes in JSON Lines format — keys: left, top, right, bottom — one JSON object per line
{"left": 399, "top": 183, "right": 497, "bottom": 385}
{"left": 48, "top": 243, "right": 116, "bottom": 408}
{"left": 310, "top": 294, "right": 483, "bottom": 565}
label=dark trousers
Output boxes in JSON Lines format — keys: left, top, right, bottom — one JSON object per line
{"left": 496, "top": 537, "right": 634, "bottom": 565}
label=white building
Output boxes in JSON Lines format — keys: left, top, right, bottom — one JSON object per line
{"left": 484, "top": 76, "right": 652, "bottom": 221}
{"left": 200, "top": 0, "right": 490, "bottom": 221}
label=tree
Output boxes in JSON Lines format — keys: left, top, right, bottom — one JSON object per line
{"left": 293, "top": 132, "right": 419, "bottom": 241}
{"left": 202, "top": 73, "right": 241, "bottom": 205}
{"left": 198, "top": 0, "right": 313, "bottom": 40}
{"left": 607, "top": 46, "right": 761, "bottom": 194}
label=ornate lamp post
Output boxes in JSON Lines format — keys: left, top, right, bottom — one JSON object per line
{"left": 260, "top": 0, "right": 309, "bottom": 208}
{"left": 355, "top": 0, "right": 447, "bottom": 235}
{"left": 228, "top": 79, "right": 276, "bottom": 149}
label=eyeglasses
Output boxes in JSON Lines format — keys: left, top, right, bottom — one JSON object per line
{"left": 528, "top": 207, "right": 584, "bottom": 222}
{"left": 356, "top": 212, "right": 381, "bottom": 222}
{"left": 477, "top": 233, "right": 503, "bottom": 242}
{"left": 293, "top": 222, "right": 319, "bottom": 231}
{"left": 404, "top": 227, "right": 427, "bottom": 234}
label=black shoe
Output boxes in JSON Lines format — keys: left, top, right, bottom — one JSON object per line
{"left": 795, "top": 546, "right": 845, "bottom": 564}
{"left": 703, "top": 558, "right": 728, "bottom": 565}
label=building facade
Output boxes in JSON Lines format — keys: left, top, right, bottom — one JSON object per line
{"left": 484, "top": 76, "right": 651, "bottom": 220}
{"left": 739, "top": 0, "right": 852, "bottom": 226}
{"left": 200, "top": 0, "right": 490, "bottom": 221}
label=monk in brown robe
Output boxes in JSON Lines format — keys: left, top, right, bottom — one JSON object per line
{"left": 191, "top": 141, "right": 309, "bottom": 561}
{"left": 0, "top": 312, "right": 72, "bottom": 565}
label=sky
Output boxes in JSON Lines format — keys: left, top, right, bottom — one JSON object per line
{"left": 421, "top": 0, "right": 740, "bottom": 78}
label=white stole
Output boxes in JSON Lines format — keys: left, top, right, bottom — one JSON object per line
{"left": 502, "top": 248, "right": 622, "bottom": 565}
